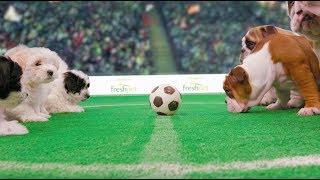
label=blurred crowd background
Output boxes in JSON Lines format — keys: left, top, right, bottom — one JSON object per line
{"left": 0, "top": 1, "right": 289, "bottom": 75}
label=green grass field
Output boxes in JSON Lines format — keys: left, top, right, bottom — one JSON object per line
{"left": 1, "top": 94, "right": 320, "bottom": 179}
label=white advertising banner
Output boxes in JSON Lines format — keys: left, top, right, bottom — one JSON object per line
{"left": 89, "top": 74, "right": 226, "bottom": 95}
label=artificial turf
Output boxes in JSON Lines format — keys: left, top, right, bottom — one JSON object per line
{"left": 0, "top": 94, "right": 320, "bottom": 178}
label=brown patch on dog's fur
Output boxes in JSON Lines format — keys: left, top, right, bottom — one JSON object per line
{"left": 223, "top": 66, "right": 252, "bottom": 104}
{"left": 254, "top": 33, "right": 320, "bottom": 108}
{"left": 239, "top": 25, "right": 303, "bottom": 63}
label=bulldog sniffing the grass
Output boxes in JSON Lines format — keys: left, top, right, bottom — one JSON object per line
{"left": 239, "top": 25, "right": 311, "bottom": 108}
{"left": 224, "top": 32, "right": 320, "bottom": 116}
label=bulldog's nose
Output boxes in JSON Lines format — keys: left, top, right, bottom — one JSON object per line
{"left": 47, "top": 70, "right": 53, "bottom": 77}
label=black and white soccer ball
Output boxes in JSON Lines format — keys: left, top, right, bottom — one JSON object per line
{"left": 149, "top": 84, "right": 182, "bottom": 116}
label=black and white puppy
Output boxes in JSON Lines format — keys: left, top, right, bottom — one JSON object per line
{"left": 0, "top": 56, "right": 28, "bottom": 136}
{"left": 45, "top": 60, "right": 90, "bottom": 113}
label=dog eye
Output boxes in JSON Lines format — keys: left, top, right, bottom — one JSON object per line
{"left": 87, "top": 83, "right": 90, "bottom": 88}
{"left": 224, "top": 89, "right": 234, "bottom": 98}
{"left": 245, "top": 39, "right": 256, "bottom": 50}
{"left": 35, "top": 61, "right": 42, "bottom": 66}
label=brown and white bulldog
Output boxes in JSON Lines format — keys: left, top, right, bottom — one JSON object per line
{"left": 239, "top": 25, "right": 307, "bottom": 107}
{"left": 287, "top": 1, "right": 320, "bottom": 57}
{"left": 239, "top": 25, "right": 297, "bottom": 63}
{"left": 224, "top": 32, "right": 320, "bottom": 116}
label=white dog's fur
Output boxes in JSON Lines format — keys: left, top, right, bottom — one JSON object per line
{"left": 4, "top": 45, "right": 60, "bottom": 122}
{"left": 0, "top": 91, "right": 29, "bottom": 136}
{"left": 45, "top": 68, "right": 90, "bottom": 114}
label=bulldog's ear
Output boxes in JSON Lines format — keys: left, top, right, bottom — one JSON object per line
{"left": 287, "top": 1, "right": 294, "bottom": 15}
{"left": 260, "top": 25, "right": 277, "bottom": 37}
{"left": 230, "top": 67, "right": 248, "bottom": 83}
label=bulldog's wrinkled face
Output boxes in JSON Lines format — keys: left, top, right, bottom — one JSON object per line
{"left": 223, "top": 66, "right": 252, "bottom": 113}
{"left": 239, "top": 25, "right": 278, "bottom": 63}
{"left": 288, "top": 1, "right": 320, "bottom": 41}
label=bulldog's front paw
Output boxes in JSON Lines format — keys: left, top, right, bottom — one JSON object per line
{"left": 297, "top": 107, "right": 320, "bottom": 116}
{"left": 266, "top": 101, "right": 288, "bottom": 110}
{"left": 260, "top": 93, "right": 277, "bottom": 106}
{"left": 287, "top": 98, "right": 304, "bottom": 108}
{"left": 0, "top": 121, "right": 29, "bottom": 136}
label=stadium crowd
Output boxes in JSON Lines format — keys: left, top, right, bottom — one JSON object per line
{"left": 0, "top": 1, "right": 154, "bottom": 75}
{"left": 160, "top": 1, "right": 289, "bottom": 73}
{"left": 0, "top": 1, "right": 289, "bottom": 75}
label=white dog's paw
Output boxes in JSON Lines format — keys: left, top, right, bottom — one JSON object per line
{"left": 71, "top": 106, "right": 84, "bottom": 113}
{"left": 266, "top": 101, "right": 288, "bottom": 110}
{"left": 0, "top": 121, "right": 29, "bottom": 136}
{"left": 39, "top": 112, "right": 51, "bottom": 119}
{"left": 40, "top": 107, "right": 50, "bottom": 116}
{"left": 287, "top": 98, "right": 304, "bottom": 108}
{"left": 19, "top": 114, "right": 48, "bottom": 122}
{"left": 297, "top": 107, "right": 320, "bottom": 116}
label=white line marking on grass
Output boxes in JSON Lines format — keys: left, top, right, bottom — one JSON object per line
{"left": 84, "top": 102, "right": 224, "bottom": 108}
{"left": 141, "top": 116, "right": 182, "bottom": 178}
{"left": 1, "top": 155, "right": 320, "bottom": 177}
{"left": 142, "top": 116, "right": 181, "bottom": 163}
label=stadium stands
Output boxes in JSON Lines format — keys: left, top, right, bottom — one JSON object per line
{"left": 0, "top": 1, "right": 289, "bottom": 75}
{"left": 160, "top": 1, "right": 289, "bottom": 73}
{"left": 0, "top": 1, "right": 153, "bottom": 75}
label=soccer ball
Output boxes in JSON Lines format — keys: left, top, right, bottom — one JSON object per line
{"left": 149, "top": 84, "right": 182, "bottom": 116}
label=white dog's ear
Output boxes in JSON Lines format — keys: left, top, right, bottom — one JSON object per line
{"left": 63, "top": 71, "right": 86, "bottom": 94}
{"left": 0, "top": 56, "right": 23, "bottom": 99}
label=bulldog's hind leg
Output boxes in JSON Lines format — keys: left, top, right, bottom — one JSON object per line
{"left": 288, "top": 65, "right": 320, "bottom": 116}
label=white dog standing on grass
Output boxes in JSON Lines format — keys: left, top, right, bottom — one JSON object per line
{"left": 4, "top": 45, "right": 60, "bottom": 122}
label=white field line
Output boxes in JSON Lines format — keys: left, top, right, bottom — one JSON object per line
{"left": 142, "top": 117, "right": 182, "bottom": 178}
{"left": 84, "top": 102, "right": 225, "bottom": 108}
{"left": 1, "top": 155, "right": 320, "bottom": 177}
{"left": 142, "top": 116, "right": 181, "bottom": 163}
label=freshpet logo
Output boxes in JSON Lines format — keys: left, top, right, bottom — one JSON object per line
{"left": 182, "top": 83, "right": 208, "bottom": 92}
{"left": 110, "top": 84, "right": 137, "bottom": 93}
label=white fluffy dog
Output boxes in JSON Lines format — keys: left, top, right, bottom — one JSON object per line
{"left": 0, "top": 56, "right": 28, "bottom": 136}
{"left": 45, "top": 62, "right": 90, "bottom": 113}
{"left": 4, "top": 45, "right": 60, "bottom": 122}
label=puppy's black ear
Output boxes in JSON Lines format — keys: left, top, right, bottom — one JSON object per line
{"left": 9, "top": 58, "right": 22, "bottom": 92}
{"left": 0, "top": 56, "right": 11, "bottom": 99}
{"left": 260, "top": 25, "right": 277, "bottom": 38}
{"left": 64, "top": 71, "right": 86, "bottom": 94}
